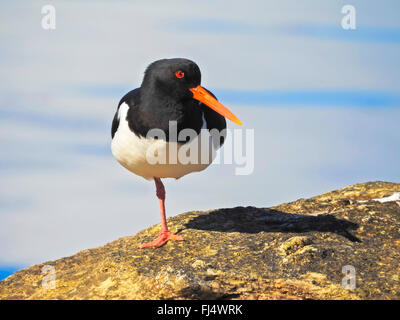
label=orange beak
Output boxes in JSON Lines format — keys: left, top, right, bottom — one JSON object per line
{"left": 190, "top": 85, "right": 242, "bottom": 125}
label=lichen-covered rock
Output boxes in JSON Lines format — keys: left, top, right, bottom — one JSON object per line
{"left": 1, "top": 181, "right": 399, "bottom": 300}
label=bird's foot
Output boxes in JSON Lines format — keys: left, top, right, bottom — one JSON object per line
{"left": 139, "top": 231, "right": 184, "bottom": 249}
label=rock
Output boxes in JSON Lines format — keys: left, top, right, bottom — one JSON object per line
{"left": 1, "top": 181, "right": 400, "bottom": 300}
{"left": 279, "top": 236, "right": 313, "bottom": 256}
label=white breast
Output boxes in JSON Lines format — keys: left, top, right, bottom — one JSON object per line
{"left": 111, "top": 103, "right": 216, "bottom": 180}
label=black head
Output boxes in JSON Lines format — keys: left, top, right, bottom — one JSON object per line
{"left": 141, "top": 58, "right": 201, "bottom": 101}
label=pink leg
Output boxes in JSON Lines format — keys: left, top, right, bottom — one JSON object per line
{"left": 139, "top": 178, "right": 184, "bottom": 248}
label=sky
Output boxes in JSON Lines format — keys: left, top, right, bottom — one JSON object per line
{"left": 1, "top": 0, "right": 400, "bottom": 280}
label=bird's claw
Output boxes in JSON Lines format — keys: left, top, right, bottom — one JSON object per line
{"left": 139, "top": 231, "right": 184, "bottom": 248}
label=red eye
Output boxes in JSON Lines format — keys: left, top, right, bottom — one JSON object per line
{"left": 175, "top": 70, "right": 184, "bottom": 79}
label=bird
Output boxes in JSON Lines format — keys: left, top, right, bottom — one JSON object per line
{"left": 111, "top": 58, "right": 241, "bottom": 248}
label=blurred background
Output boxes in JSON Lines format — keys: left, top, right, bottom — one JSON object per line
{"left": 1, "top": 0, "right": 399, "bottom": 279}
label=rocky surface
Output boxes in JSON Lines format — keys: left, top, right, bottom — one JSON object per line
{"left": 1, "top": 181, "right": 399, "bottom": 300}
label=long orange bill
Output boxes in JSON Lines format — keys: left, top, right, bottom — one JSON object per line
{"left": 190, "top": 85, "right": 242, "bottom": 125}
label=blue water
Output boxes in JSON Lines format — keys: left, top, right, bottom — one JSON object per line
{"left": 0, "top": 267, "right": 21, "bottom": 281}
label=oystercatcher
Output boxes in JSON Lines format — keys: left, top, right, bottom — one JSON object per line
{"left": 111, "top": 58, "right": 241, "bottom": 248}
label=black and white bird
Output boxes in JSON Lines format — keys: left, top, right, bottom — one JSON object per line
{"left": 111, "top": 58, "right": 241, "bottom": 248}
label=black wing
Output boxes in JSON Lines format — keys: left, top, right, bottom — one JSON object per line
{"left": 111, "top": 88, "right": 140, "bottom": 138}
